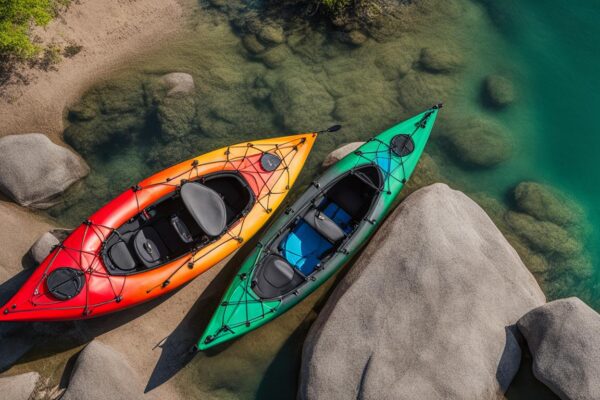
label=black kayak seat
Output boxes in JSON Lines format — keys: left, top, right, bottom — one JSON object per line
{"left": 134, "top": 226, "right": 168, "bottom": 268}
{"left": 181, "top": 182, "right": 227, "bottom": 237}
{"left": 108, "top": 241, "right": 137, "bottom": 271}
{"left": 303, "top": 208, "right": 346, "bottom": 243}
{"left": 252, "top": 254, "right": 305, "bottom": 299}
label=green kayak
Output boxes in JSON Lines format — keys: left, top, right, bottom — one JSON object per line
{"left": 197, "top": 105, "right": 441, "bottom": 350}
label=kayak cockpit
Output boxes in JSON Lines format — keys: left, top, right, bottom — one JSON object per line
{"left": 102, "top": 172, "right": 254, "bottom": 275}
{"left": 252, "top": 165, "right": 382, "bottom": 299}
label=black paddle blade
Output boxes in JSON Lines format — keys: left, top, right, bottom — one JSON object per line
{"left": 322, "top": 124, "right": 342, "bottom": 133}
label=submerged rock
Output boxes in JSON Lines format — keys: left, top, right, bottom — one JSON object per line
{"left": 482, "top": 74, "right": 515, "bottom": 108}
{"left": 514, "top": 181, "right": 584, "bottom": 227}
{"left": 270, "top": 76, "right": 335, "bottom": 130}
{"left": 258, "top": 24, "right": 285, "bottom": 45}
{"left": 260, "top": 45, "right": 292, "bottom": 68}
{"left": 396, "top": 71, "right": 454, "bottom": 112}
{"left": 517, "top": 298, "right": 600, "bottom": 400}
{"left": 63, "top": 340, "right": 154, "bottom": 400}
{"left": 442, "top": 117, "right": 512, "bottom": 168}
{"left": 340, "top": 30, "right": 368, "bottom": 46}
{"left": 0, "top": 134, "right": 89, "bottom": 208}
{"left": 418, "top": 47, "right": 464, "bottom": 73}
{"left": 157, "top": 95, "right": 196, "bottom": 139}
{"left": 242, "top": 34, "right": 265, "bottom": 54}
{"left": 160, "top": 72, "right": 195, "bottom": 97}
{"left": 505, "top": 211, "right": 582, "bottom": 257}
{"left": 299, "top": 184, "right": 545, "bottom": 400}
{"left": 0, "top": 372, "right": 40, "bottom": 400}
{"left": 322, "top": 142, "right": 364, "bottom": 168}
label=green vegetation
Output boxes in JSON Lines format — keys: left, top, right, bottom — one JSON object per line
{"left": 0, "top": 0, "right": 69, "bottom": 59}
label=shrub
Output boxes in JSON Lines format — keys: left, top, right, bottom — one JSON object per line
{"left": 0, "top": 0, "right": 71, "bottom": 59}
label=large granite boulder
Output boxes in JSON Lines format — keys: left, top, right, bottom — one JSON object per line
{"left": 299, "top": 183, "right": 545, "bottom": 400}
{"left": 517, "top": 298, "right": 600, "bottom": 400}
{"left": 0, "top": 134, "right": 89, "bottom": 208}
{"left": 0, "top": 372, "right": 40, "bottom": 400}
{"left": 63, "top": 340, "right": 154, "bottom": 400}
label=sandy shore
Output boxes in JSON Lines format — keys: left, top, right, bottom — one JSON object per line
{"left": 0, "top": 0, "right": 186, "bottom": 141}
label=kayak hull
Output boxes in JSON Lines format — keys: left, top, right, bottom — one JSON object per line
{"left": 1, "top": 134, "right": 316, "bottom": 321}
{"left": 198, "top": 106, "right": 441, "bottom": 349}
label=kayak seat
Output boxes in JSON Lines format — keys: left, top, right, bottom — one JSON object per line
{"left": 303, "top": 208, "right": 346, "bottom": 243}
{"left": 107, "top": 241, "right": 137, "bottom": 272}
{"left": 252, "top": 254, "right": 305, "bottom": 299}
{"left": 181, "top": 182, "right": 227, "bottom": 237}
{"left": 133, "top": 226, "right": 168, "bottom": 268}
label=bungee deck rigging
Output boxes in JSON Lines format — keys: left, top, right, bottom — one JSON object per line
{"left": 198, "top": 105, "right": 442, "bottom": 349}
{"left": 1, "top": 134, "right": 317, "bottom": 321}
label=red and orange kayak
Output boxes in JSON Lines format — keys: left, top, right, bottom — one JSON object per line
{"left": 1, "top": 133, "right": 317, "bottom": 321}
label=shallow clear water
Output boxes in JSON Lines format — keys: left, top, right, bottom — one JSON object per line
{"left": 43, "top": 0, "right": 599, "bottom": 397}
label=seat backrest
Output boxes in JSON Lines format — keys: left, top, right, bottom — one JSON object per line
{"left": 180, "top": 182, "right": 227, "bottom": 237}
{"left": 303, "top": 208, "right": 346, "bottom": 243}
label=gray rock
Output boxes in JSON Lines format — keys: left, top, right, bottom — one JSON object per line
{"left": 63, "top": 340, "right": 154, "bottom": 400}
{"left": 483, "top": 74, "right": 515, "bottom": 108}
{"left": 258, "top": 24, "right": 285, "bottom": 45}
{"left": 0, "top": 372, "right": 40, "bottom": 400}
{"left": 0, "top": 134, "right": 89, "bottom": 208}
{"left": 27, "top": 228, "right": 71, "bottom": 266}
{"left": 322, "top": 142, "right": 364, "bottom": 168}
{"left": 160, "top": 72, "right": 195, "bottom": 97}
{"left": 518, "top": 298, "right": 600, "bottom": 400}
{"left": 29, "top": 231, "right": 59, "bottom": 265}
{"left": 299, "top": 183, "right": 545, "bottom": 400}
{"left": 419, "top": 47, "right": 464, "bottom": 73}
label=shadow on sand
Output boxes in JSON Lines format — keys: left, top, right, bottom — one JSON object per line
{"left": 144, "top": 237, "right": 259, "bottom": 393}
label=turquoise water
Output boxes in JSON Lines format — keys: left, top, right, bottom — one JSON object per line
{"left": 487, "top": 0, "right": 600, "bottom": 297}
{"left": 39, "top": 0, "right": 600, "bottom": 397}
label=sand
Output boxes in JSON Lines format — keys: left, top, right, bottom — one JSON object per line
{"left": 0, "top": 0, "right": 187, "bottom": 141}
{"left": 0, "top": 2, "right": 205, "bottom": 398}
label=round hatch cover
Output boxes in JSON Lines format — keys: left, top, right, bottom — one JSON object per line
{"left": 47, "top": 267, "right": 84, "bottom": 300}
{"left": 390, "top": 134, "right": 415, "bottom": 157}
{"left": 260, "top": 153, "right": 282, "bottom": 172}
